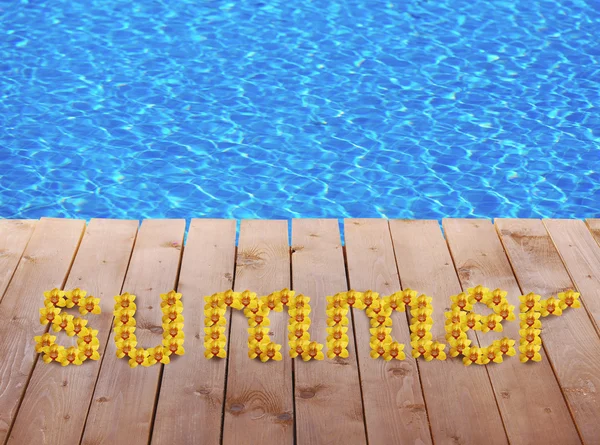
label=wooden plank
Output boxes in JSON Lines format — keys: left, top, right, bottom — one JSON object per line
{"left": 586, "top": 219, "right": 600, "bottom": 246}
{"left": 443, "top": 218, "right": 581, "bottom": 445}
{"left": 388, "top": 219, "right": 508, "bottom": 444}
{"left": 151, "top": 219, "right": 236, "bottom": 445}
{"left": 545, "top": 219, "right": 600, "bottom": 335}
{"left": 80, "top": 219, "right": 185, "bottom": 445}
{"left": 0, "top": 218, "right": 85, "bottom": 443}
{"left": 344, "top": 219, "right": 432, "bottom": 445}
{"left": 291, "top": 219, "right": 367, "bottom": 445}
{"left": 495, "top": 218, "right": 600, "bottom": 443}
{"left": 6, "top": 219, "right": 138, "bottom": 445}
{"left": 0, "top": 220, "right": 36, "bottom": 305}
{"left": 222, "top": 220, "right": 293, "bottom": 445}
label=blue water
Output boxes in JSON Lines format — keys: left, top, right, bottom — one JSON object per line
{"left": 1, "top": 0, "right": 599, "bottom": 222}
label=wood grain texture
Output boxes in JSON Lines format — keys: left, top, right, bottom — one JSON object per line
{"left": 443, "top": 218, "right": 581, "bottom": 445}
{"left": 80, "top": 219, "right": 185, "bottom": 445}
{"left": 0, "top": 220, "right": 36, "bottom": 305}
{"left": 344, "top": 219, "right": 432, "bottom": 445}
{"left": 586, "top": 219, "right": 600, "bottom": 247}
{"left": 222, "top": 220, "right": 294, "bottom": 445}
{"left": 151, "top": 219, "right": 236, "bottom": 445}
{"left": 291, "top": 219, "right": 367, "bottom": 445}
{"left": 6, "top": 219, "right": 138, "bottom": 445}
{"left": 545, "top": 219, "right": 600, "bottom": 336}
{"left": 496, "top": 218, "right": 600, "bottom": 443}
{"left": 389, "top": 219, "right": 508, "bottom": 445}
{"left": 0, "top": 218, "right": 85, "bottom": 444}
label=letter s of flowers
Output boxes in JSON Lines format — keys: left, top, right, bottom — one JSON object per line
{"left": 35, "top": 288, "right": 101, "bottom": 366}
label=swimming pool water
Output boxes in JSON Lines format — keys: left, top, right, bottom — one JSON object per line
{"left": 1, "top": 0, "right": 599, "bottom": 222}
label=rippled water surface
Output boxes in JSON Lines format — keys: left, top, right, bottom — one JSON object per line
{"left": 1, "top": 0, "right": 599, "bottom": 221}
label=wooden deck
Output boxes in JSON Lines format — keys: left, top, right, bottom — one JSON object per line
{"left": 0, "top": 217, "right": 600, "bottom": 445}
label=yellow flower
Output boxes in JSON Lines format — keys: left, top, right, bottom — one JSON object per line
{"left": 290, "top": 294, "right": 311, "bottom": 311}
{"left": 248, "top": 340, "right": 266, "bottom": 359}
{"left": 204, "top": 325, "right": 226, "bottom": 343}
{"left": 449, "top": 337, "right": 471, "bottom": 357}
{"left": 495, "top": 338, "right": 516, "bottom": 356}
{"left": 302, "top": 341, "right": 324, "bottom": 361}
{"left": 164, "top": 337, "right": 185, "bottom": 356}
{"left": 247, "top": 326, "right": 268, "bottom": 344}
{"left": 445, "top": 322, "right": 466, "bottom": 341}
{"left": 445, "top": 308, "right": 466, "bottom": 326}
{"left": 540, "top": 297, "right": 564, "bottom": 317}
{"left": 43, "top": 344, "right": 65, "bottom": 363}
{"left": 558, "top": 290, "right": 581, "bottom": 309}
{"left": 481, "top": 345, "right": 503, "bottom": 364}
{"left": 222, "top": 290, "right": 243, "bottom": 309}
{"left": 462, "top": 347, "right": 481, "bottom": 366}
{"left": 424, "top": 342, "right": 446, "bottom": 361}
{"left": 77, "top": 330, "right": 100, "bottom": 350}
{"left": 52, "top": 313, "right": 75, "bottom": 333}
{"left": 399, "top": 288, "right": 418, "bottom": 307}
{"left": 326, "top": 294, "right": 349, "bottom": 310}
{"left": 80, "top": 297, "right": 101, "bottom": 315}
{"left": 289, "top": 339, "right": 309, "bottom": 358}
{"left": 410, "top": 323, "right": 433, "bottom": 341}
{"left": 414, "top": 294, "right": 433, "bottom": 310}
{"left": 261, "top": 293, "right": 284, "bottom": 312}
{"left": 115, "top": 339, "right": 137, "bottom": 358}
{"left": 279, "top": 288, "right": 295, "bottom": 306}
{"left": 201, "top": 340, "right": 225, "bottom": 359}
{"left": 519, "top": 327, "right": 542, "bottom": 346}
{"left": 467, "top": 285, "right": 490, "bottom": 305}
{"left": 462, "top": 312, "right": 481, "bottom": 331}
{"left": 243, "top": 299, "right": 260, "bottom": 317}
{"left": 345, "top": 290, "right": 365, "bottom": 309}
{"left": 247, "top": 306, "right": 270, "bottom": 327}
{"left": 494, "top": 302, "right": 516, "bottom": 321}
{"left": 204, "top": 308, "right": 225, "bottom": 326}
{"left": 160, "top": 290, "right": 182, "bottom": 308}
{"left": 326, "top": 308, "right": 349, "bottom": 327}
{"left": 361, "top": 290, "right": 379, "bottom": 308}
{"left": 162, "top": 305, "right": 184, "bottom": 324}
{"left": 260, "top": 342, "right": 282, "bottom": 362}
{"left": 239, "top": 290, "right": 257, "bottom": 307}
{"left": 519, "top": 292, "right": 541, "bottom": 312}
{"left": 365, "top": 298, "right": 382, "bottom": 314}
{"left": 288, "top": 323, "right": 310, "bottom": 341}
{"left": 383, "top": 342, "right": 405, "bottom": 361}
{"left": 40, "top": 306, "right": 62, "bottom": 325}
{"left": 480, "top": 314, "right": 503, "bottom": 333}
{"left": 34, "top": 333, "right": 57, "bottom": 353}
{"left": 519, "top": 344, "right": 542, "bottom": 362}
{"left": 60, "top": 346, "right": 83, "bottom": 366}
{"left": 204, "top": 294, "right": 226, "bottom": 312}
{"left": 370, "top": 338, "right": 391, "bottom": 359}
{"left": 114, "top": 326, "right": 136, "bottom": 343}
{"left": 369, "top": 326, "right": 391, "bottom": 344}
{"left": 44, "top": 288, "right": 66, "bottom": 308}
{"left": 383, "top": 292, "right": 406, "bottom": 312}
{"left": 68, "top": 317, "right": 88, "bottom": 336}
{"left": 411, "top": 308, "right": 433, "bottom": 325}
{"left": 114, "top": 308, "right": 136, "bottom": 328}
{"left": 410, "top": 339, "right": 432, "bottom": 359}
{"left": 79, "top": 343, "right": 100, "bottom": 361}
{"left": 128, "top": 348, "right": 149, "bottom": 368}
{"left": 159, "top": 347, "right": 178, "bottom": 366}
{"left": 328, "top": 326, "right": 350, "bottom": 344}
{"left": 520, "top": 310, "right": 542, "bottom": 329}
{"left": 327, "top": 340, "right": 349, "bottom": 359}
{"left": 485, "top": 288, "right": 508, "bottom": 307}
{"left": 450, "top": 292, "right": 472, "bottom": 311}
{"left": 114, "top": 292, "right": 137, "bottom": 312}
{"left": 369, "top": 307, "right": 393, "bottom": 328}
{"left": 65, "top": 288, "right": 87, "bottom": 308}
{"left": 289, "top": 310, "right": 311, "bottom": 326}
